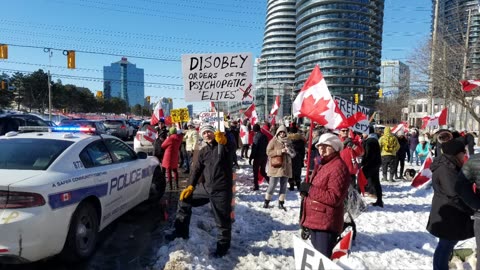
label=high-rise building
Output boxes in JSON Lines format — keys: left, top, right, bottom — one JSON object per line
{"left": 255, "top": 0, "right": 296, "bottom": 121}
{"left": 380, "top": 60, "right": 410, "bottom": 98}
{"left": 255, "top": 0, "right": 385, "bottom": 119}
{"left": 295, "top": 0, "right": 384, "bottom": 108}
{"left": 103, "top": 57, "right": 144, "bottom": 107}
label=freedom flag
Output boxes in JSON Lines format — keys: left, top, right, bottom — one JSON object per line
{"left": 335, "top": 111, "right": 367, "bottom": 130}
{"left": 244, "top": 104, "right": 258, "bottom": 125}
{"left": 411, "top": 152, "right": 433, "bottom": 188}
{"left": 150, "top": 101, "right": 164, "bottom": 126}
{"left": 460, "top": 80, "right": 480, "bottom": 92}
{"left": 421, "top": 108, "right": 448, "bottom": 129}
{"left": 292, "top": 65, "right": 345, "bottom": 129}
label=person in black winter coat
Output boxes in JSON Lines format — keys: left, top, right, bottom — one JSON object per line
{"left": 361, "top": 126, "right": 383, "bottom": 207}
{"left": 166, "top": 125, "right": 234, "bottom": 258}
{"left": 153, "top": 119, "right": 169, "bottom": 173}
{"left": 394, "top": 130, "right": 410, "bottom": 180}
{"left": 288, "top": 126, "right": 306, "bottom": 191}
{"left": 249, "top": 124, "right": 269, "bottom": 190}
{"left": 427, "top": 139, "right": 471, "bottom": 270}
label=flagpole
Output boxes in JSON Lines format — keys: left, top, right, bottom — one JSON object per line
{"left": 304, "top": 120, "right": 315, "bottom": 183}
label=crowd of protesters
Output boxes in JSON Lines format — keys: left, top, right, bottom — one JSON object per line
{"left": 152, "top": 115, "right": 480, "bottom": 265}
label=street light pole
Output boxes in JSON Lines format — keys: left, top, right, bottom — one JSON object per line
{"left": 44, "top": 48, "right": 53, "bottom": 121}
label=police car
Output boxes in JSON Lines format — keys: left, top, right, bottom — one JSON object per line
{"left": 0, "top": 127, "right": 166, "bottom": 263}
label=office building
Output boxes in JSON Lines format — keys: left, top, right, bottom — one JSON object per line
{"left": 380, "top": 60, "right": 410, "bottom": 98}
{"left": 103, "top": 57, "right": 145, "bottom": 107}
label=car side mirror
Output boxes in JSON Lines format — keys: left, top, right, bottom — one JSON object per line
{"left": 137, "top": 151, "right": 148, "bottom": 159}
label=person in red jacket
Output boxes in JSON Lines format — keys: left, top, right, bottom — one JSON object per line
{"left": 162, "top": 127, "right": 183, "bottom": 190}
{"left": 338, "top": 127, "right": 364, "bottom": 187}
{"left": 299, "top": 133, "right": 350, "bottom": 257}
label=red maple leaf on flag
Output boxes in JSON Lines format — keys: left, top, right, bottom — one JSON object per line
{"left": 300, "top": 95, "right": 330, "bottom": 125}
{"left": 239, "top": 128, "right": 246, "bottom": 138}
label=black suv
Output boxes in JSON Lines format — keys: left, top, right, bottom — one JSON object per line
{"left": 0, "top": 113, "right": 49, "bottom": 136}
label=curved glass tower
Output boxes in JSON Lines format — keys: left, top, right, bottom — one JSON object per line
{"left": 295, "top": 0, "right": 384, "bottom": 107}
{"left": 256, "top": 0, "right": 296, "bottom": 120}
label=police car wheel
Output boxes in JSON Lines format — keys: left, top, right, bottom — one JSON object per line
{"left": 149, "top": 166, "right": 166, "bottom": 200}
{"left": 61, "top": 202, "right": 99, "bottom": 262}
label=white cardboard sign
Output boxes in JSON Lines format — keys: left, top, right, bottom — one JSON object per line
{"left": 333, "top": 96, "right": 372, "bottom": 134}
{"left": 198, "top": 112, "right": 225, "bottom": 132}
{"left": 293, "top": 235, "right": 343, "bottom": 270}
{"left": 182, "top": 53, "right": 253, "bottom": 102}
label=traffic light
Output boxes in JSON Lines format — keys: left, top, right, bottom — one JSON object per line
{"left": 146, "top": 96, "right": 151, "bottom": 103}
{"left": 0, "top": 44, "right": 8, "bottom": 59}
{"left": 1, "top": 80, "right": 5, "bottom": 90}
{"left": 67, "top": 50, "right": 76, "bottom": 69}
{"left": 354, "top": 93, "right": 359, "bottom": 104}
{"left": 378, "top": 88, "right": 383, "bottom": 98}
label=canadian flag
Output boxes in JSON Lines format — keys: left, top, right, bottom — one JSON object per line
{"left": 244, "top": 104, "right": 258, "bottom": 125}
{"left": 357, "top": 168, "right": 368, "bottom": 195}
{"left": 143, "top": 125, "right": 158, "bottom": 143}
{"left": 150, "top": 101, "right": 164, "bottom": 126}
{"left": 421, "top": 108, "right": 448, "bottom": 129}
{"left": 270, "top": 96, "right": 280, "bottom": 115}
{"left": 411, "top": 152, "right": 433, "bottom": 188}
{"left": 292, "top": 65, "right": 345, "bottom": 129}
{"left": 391, "top": 121, "right": 409, "bottom": 134}
{"left": 331, "top": 229, "right": 353, "bottom": 260}
{"left": 460, "top": 80, "right": 480, "bottom": 92}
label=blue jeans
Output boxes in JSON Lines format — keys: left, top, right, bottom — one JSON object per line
{"left": 433, "top": 238, "right": 458, "bottom": 270}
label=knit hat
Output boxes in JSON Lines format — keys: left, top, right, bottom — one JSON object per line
{"left": 315, "top": 133, "right": 344, "bottom": 152}
{"left": 252, "top": 124, "right": 260, "bottom": 132}
{"left": 169, "top": 127, "right": 177, "bottom": 135}
{"left": 441, "top": 139, "right": 466, "bottom": 155}
{"left": 419, "top": 136, "right": 426, "bottom": 143}
{"left": 200, "top": 124, "right": 215, "bottom": 135}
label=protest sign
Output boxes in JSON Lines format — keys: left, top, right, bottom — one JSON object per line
{"left": 293, "top": 236, "right": 343, "bottom": 270}
{"left": 333, "top": 96, "right": 372, "bottom": 134}
{"left": 182, "top": 53, "right": 253, "bottom": 102}
{"left": 198, "top": 111, "right": 225, "bottom": 132}
{"left": 170, "top": 108, "right": 190, "bottom": 123}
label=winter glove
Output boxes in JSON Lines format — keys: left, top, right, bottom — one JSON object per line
{"left": 343, "top": 138, "right": 354, "bottom": 148}
{"left": 214, "top": 131, "right": 227, "bottom": 145}
{"left": 179, "top": 185, "right": 194, "bottom": 201}
{"left": 301, "top": 226, "right": 311, "bottom": 240}
{"left": 299, "top": 182, "right": 312, "bottom": 197}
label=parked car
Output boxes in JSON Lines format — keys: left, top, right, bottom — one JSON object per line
{"left": 0, "top": 113, "right": 49, "bottom": 136}
{"left": 133, "top": 120, "right": 156, "bottom": 155}
{"left": 58, "top": 119, "right": 110, "bottom": 135}
{"left": 103, "top": 119, "right": 134, "bottom": 141}
{"left": 0, "top": 127, "right": 166, "bottom": 263}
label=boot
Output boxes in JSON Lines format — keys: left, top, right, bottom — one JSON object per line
{"left": 279, "top": 201, "right": 287, "bottom": 211}
{"left": 288, "top": 183, "right": 295, "bottom": 191}
{"left": 212, "top": 242, "right": 230, "bottom": 258}
{"left": 263, "top": 200, "right": 270, "bottom": 208}
{"left": 371, "top": 200, "right": 384, "bottom": 208}
{"left": 252, "top": 184, "right": 259, "bottom": 191}
{"left": 168, "top": 181, "right": 173, "bottom": 190}
{"left": 175, "top": 180, "right": 179, "bottom": 190}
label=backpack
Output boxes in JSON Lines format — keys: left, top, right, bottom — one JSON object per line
{"left": 384, "top": 136, "right": 397, "bottom": 152}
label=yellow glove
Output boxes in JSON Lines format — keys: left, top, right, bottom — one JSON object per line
{"left": 214, "top": 131, "right": 227, "bottom": 145}
{"left": 179, "top": 185, "right": 194, "bottom": 201}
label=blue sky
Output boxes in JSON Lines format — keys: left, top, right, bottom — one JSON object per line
{"left": 1, "top": 0, "right": 431, "bottom": 113}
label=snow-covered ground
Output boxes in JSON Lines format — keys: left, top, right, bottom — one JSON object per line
{"left": 154, "top": 158, "right": 475, "bottom": 270}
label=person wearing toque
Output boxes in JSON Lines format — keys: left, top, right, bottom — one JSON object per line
{"left": 165, "top": 124, "right": 234, "bottom": 258}
{"left": 161, "top": 127, "right": 182, "bottom": 190}
{"left": 427, "top": 139, "right": 471, "bottom": 270}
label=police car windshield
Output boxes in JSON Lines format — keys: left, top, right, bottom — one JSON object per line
{"left": 0, "top": 139, "right": 74, "bottom": 170}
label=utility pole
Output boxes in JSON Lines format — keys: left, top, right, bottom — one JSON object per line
{"left": 462, "top": 8, "right": 473, "bottom": 130}
{"left": 44, "top": 48, "right": 53, "bottom": 121}
{"left": 428, "top": 0, "right": 440, "bottom": 116}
